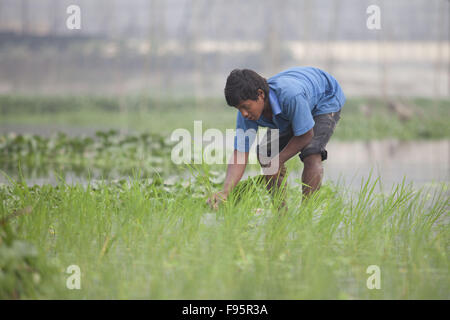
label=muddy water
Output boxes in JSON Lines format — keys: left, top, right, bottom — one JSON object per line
{"left": 243, "top": 140, "right": 449, "bottom": 191}
{"left": 323, "top": 140, "right": 449, "bottom": 189}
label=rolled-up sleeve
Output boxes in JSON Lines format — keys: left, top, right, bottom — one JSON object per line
{"left": 234, "top": 111, "right": 258, "bottom": 152}
{"left": 284, "top": 94, "right": 315, "bottom": 136}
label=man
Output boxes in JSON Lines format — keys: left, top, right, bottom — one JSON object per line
{"left": 207, "top": 66, "right": 345, "bottom": 210}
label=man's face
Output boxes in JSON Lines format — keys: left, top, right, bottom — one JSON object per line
{"left": 235, "top": 90, "right": 265, "bottom": 121}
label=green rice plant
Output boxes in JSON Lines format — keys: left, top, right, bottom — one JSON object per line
{"left": 0, "top": 197, "right": 59, "bottom": 299}
{"left": 0, "top": 171, "right": 447, "bottom": 299}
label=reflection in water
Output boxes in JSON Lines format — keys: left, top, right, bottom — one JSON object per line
{"left": 323, "top": 140, "right": 449, "bottom": 188}
{"left": 245, "top": 140, "right": 449, "bottom": 190}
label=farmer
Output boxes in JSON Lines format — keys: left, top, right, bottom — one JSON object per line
{"left": 207, "top": 66, "right": 345, "bottom": 210}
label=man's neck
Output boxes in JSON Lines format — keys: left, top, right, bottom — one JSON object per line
{"left": 262, "top": 99, "right": 273, "bottom": 120}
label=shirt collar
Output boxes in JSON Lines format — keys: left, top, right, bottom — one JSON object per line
{"left": 269, "top": 89, "right": 282, "bottom": 115}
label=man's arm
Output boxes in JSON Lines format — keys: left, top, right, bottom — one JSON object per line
{"left": 223, "top": 149, "right": 249, "bottom": 194}
{"left": 207, "top": 150, "right": 248, "bottom": 209}
{"left": 278, "top": 128, "right": 314, "bottom": 165}
{"left": 279, "top": 94, "right": 315, "bottom": 168}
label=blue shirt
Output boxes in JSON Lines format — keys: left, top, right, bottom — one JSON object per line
{"left": 234, "top": 66, "right": 346, "bottom": 152}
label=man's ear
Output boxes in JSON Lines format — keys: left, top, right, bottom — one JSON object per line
{"left": 258, "top": 89, "right": 265, "bottom": 100}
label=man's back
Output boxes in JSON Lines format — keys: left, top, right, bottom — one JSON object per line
{"left": 268, "top": 66, "right": 346, "bottom": 116}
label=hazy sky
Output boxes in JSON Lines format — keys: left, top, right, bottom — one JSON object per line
{"left": 0, "top": 0, "right": 448, "bottom": 41}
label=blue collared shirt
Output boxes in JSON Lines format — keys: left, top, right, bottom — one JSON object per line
{"left": 234, "top": 66, "right": 346, "bottom": 152}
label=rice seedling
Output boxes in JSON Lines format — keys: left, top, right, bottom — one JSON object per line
{"left": 0, "top": 169, "right": 447, "bottom": 299}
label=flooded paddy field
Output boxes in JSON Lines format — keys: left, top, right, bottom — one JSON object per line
{"left": 1, "top": 129, "right": 448, "bottom": 191}
{"left": 0, "top": 127, "right": 448, "bottom": 299}
{"left": 0, "top": 96, "right": 448, "bottom": 299}
{"left": 0, "top": 0, "right": 449, "bottom": 302}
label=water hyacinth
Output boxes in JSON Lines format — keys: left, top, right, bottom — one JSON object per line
{"left": 0, "top": 131, "right": 179, "bottom": 182}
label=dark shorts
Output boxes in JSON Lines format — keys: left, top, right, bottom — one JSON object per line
{"left": 257, "top": 110, "right": 341, "bottom": 163}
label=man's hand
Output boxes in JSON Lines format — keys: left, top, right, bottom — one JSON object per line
{"left": 206, "top": 191, "right": 228, "bottom": 210}
{"left": 206, "top": 150, "right": 248, "bottom": 210}
{"left": 263, "top": 160, "right": 285, "bottom": 187}
{"left": 261, "top": 156, "right": 283, "bottom": 177}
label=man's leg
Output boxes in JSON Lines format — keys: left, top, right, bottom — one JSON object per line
{"left": 265, "top": 163, "right": 288, "bottom": 210}
{"left": 257, "top": 129, "right": 292, "bottom": 208}
{"left": 299, "top": 110, "right": 341, "bottom": 199}
{"left": 301, "top": 153, "right": 323, "bottom": 197}
{"left": 264, "top": 163, "right": 287, "bottom": 192}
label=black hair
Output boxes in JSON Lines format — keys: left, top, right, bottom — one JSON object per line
{"left": 224, "top": 69, "right": 269, "bottom": 107}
